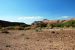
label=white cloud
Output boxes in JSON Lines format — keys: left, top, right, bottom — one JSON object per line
{"left": 61, "top": 16, "right": 70, "bottom": 18}
{"left": 57, "top": 16, "right": 73, "bottom": 19}
{"left": 18, "top": 16, "right": 43, "bottom": 20}
{"left": 0, "top": 16, "right": 73, "bottom": 24}
{"left": 17, "top": 16, "right": 44, "bottom": 24}
{"left": 0, "top": 16, "right": 44, "bottom": 24}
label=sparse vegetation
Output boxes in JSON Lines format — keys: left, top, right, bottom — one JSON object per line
{"left": 51, "top": 31, "right": 55, "bottom": 33}
{"left": 1, "top": 29, "right": 9, "bottom": 34}
{"left": 15, "top": 26, "right": 24, "bottom": 30}
{"left": 31, "top": 19, "right": 75, "bottom": 29}
{"left": 0, "top": 28, "right": 75, "bottom": 50}
{"left": 0, "top": 19, "right": 75, "bottom": 50}
{"left": 24, "top": 27, "right": 31, "bottom": 30}
{"left": 6, "top": 45, "right": 11, "bottom": 47}
{"left": 25, "top": 37, "right": 30, "bottom": 39}
{"left": 35, "top": 27, "right": 42, "bottom": 32}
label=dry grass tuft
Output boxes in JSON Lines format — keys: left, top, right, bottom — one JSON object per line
{"left": 51, "top": 31, "right": 55, "bottom": 33}
{"left": 1, "top": 29, "right": 9, "bottom": 34}
{"left": 25, "top": 37, "right": 30, "bottom": 39}
{"left": 15, "top": 26, "right": 24, "bottom": 30}
{"left": 24, "top": 27, "right": 31, "bottom": 30}
{"left": 5, "top": 45, "right": 11, "bottom": 47}
{"left": 35, "top": 27, "right": 42, "bottom": 32}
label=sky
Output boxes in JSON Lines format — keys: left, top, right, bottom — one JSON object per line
{"left": 0, "top": 0, "right": 75, "bottom": 24}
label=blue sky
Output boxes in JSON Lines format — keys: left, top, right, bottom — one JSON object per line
{"left": 0, "top": 0, "right": 75, "bottom": 24}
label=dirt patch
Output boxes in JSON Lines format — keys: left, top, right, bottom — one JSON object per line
{"left": 0, "top": 29, "right": 75, "bottom": 50}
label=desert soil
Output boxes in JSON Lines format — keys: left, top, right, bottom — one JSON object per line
{"left": 0, "top": 29, "right": 75, "bottom": 50}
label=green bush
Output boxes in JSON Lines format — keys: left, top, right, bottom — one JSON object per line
{"left": 62, "top": 20, "right": 75, "bottom": 27}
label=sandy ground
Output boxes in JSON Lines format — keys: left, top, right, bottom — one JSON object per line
{"left": 0, "top": 29, "right": 75, "bottom": 50}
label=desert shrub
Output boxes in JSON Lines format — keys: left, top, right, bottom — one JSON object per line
{"left": 24, "top": 27, "right": 31, "bottom": 30}
{"left": 25, "top": 37, "right": 30, "bottom": 39}
{"left": 35, "top": 29, "right": 39, "bottom": 32}
{"left": 60, "top": 28, "right": 63, "bottom": 30}
{"left": 3, "top": 26, "right": 15, "bottom": 30}
{"left": 51, "top": 31, "right": 55, "bottom": 33}
{"left": 18, "top": 27, "right": 24, "bottom": 30}
{"left": 14, "top": 26, "right": 24, "bottom": 30}
{"left": 35, "top": 27, "right": 42, "bottom": 32}
{"left": 21, "top": 34, "right": 25, "bottom": 36}
{"left": 55, "top": 23, "right": 63, "bottom": 27}
{"left": 50, "top": 24, "right": 55, "bottom": 29}
{"left": 0, "top": 26, "right": 2, "bottom": 29}
{"left": 32, "top": 21, "right": 47, "bottom": 28}
{"left": 4, "top": 26, "right": 25, "bottom": 30}
{"left": 62, "top": 20, "right": 75, "bottom": 27}
{"left": 1, "top": 29, "right": 9, "bottom": 34}
{"left": 46, "top": 24, "right": 51, "bottom": 29}
{"left": 37, "top": 39, "right": 40, "bottom": 41}
{"left": 6, "top": 45, "right": 11, "bottom": 47}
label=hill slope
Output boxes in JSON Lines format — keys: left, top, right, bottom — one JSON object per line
{"left": 0, "top": 20, "right": 29, "bottom": 27}
{"left": 32, "top": 18, "right": 75, "bottom": 27}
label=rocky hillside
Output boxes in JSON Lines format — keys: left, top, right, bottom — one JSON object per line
{"left": 32, "top": 18, "right": 75, "bottom": 27}
{"left": 0, "top": 20, "right": 29, "bottom": 27}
